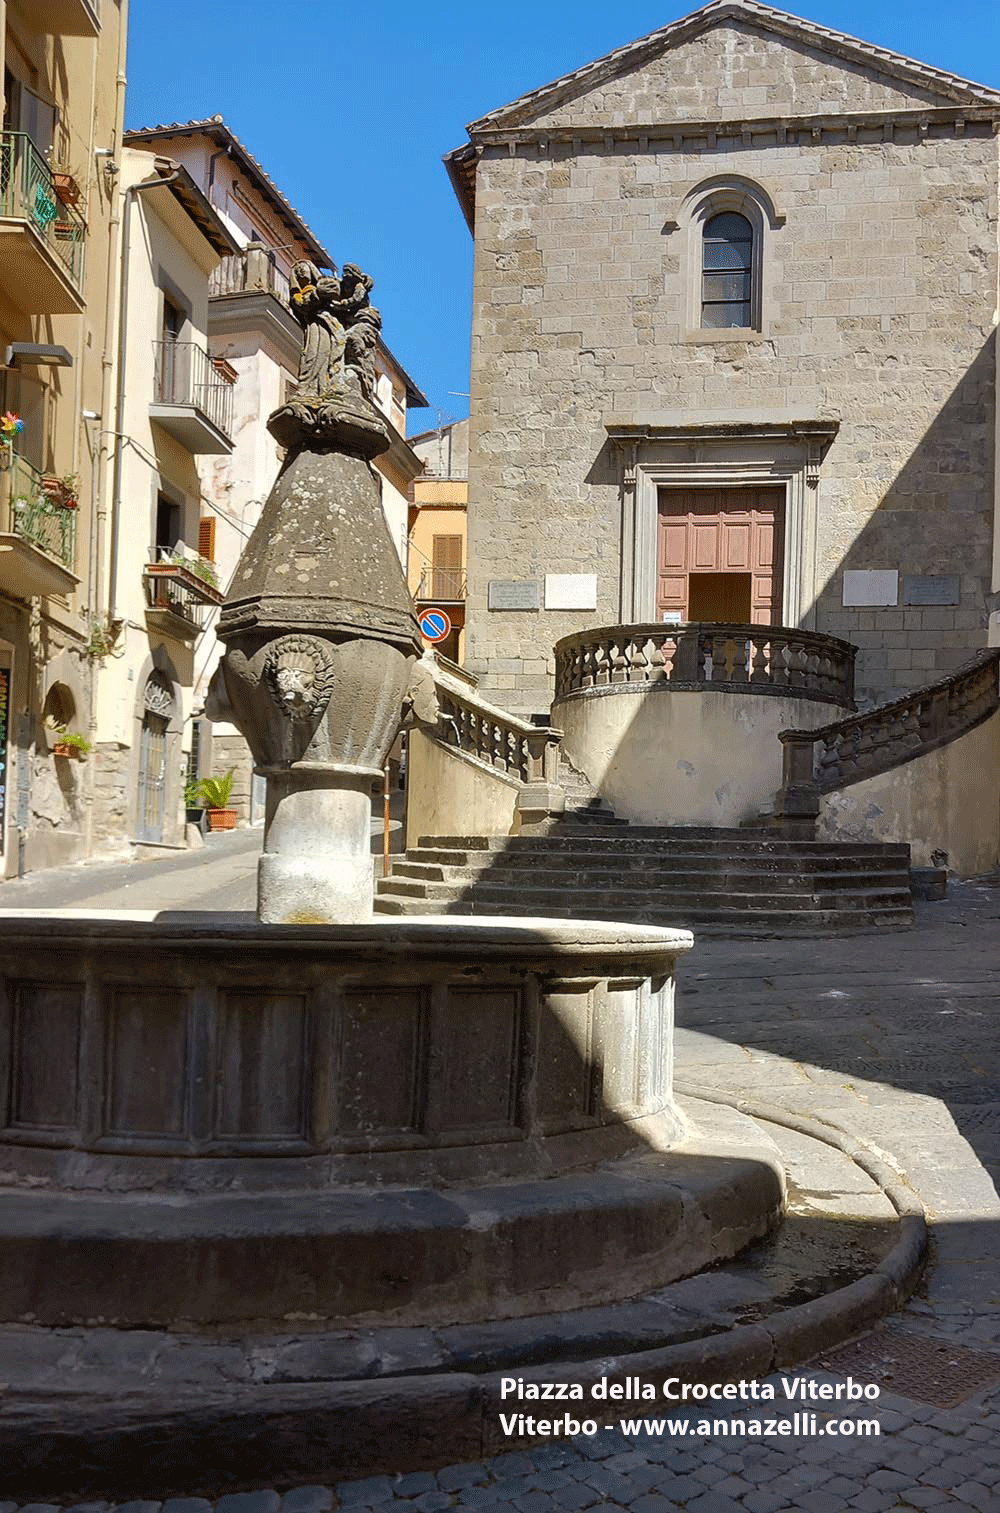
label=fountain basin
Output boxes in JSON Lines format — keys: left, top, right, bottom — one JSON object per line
{"left": 0, "top": 913, "right": 784, "bottom": 1328}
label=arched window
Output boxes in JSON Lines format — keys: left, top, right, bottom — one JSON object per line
{"left": 701, "top": 212, "right": 753, "bottom": 329}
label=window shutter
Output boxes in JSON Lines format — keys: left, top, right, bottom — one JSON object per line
{"left": 198, "top": 516, "right": 216, "bottom": 561}
{"left": 431, "top": 535, "right": 463, "bottom": 599}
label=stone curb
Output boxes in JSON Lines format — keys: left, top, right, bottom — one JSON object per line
{"left": 0, "top": 1090, "right": 928, "bottom": 1503}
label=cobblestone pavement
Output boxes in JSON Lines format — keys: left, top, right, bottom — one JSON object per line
{"left": 2, "top": 875, "right": 1000, "bottom": 1509}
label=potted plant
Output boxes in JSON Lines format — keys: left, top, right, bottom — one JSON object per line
{"left": 40, "top": 473, "right": 78, "bottom": 509}
{"left": 49, "top": 724, "right": 92, "bottom": 759}
{"left": 184, "top": 777, "right": 205, "bottom": 827}
{"left": 59, "top": 472, "right": 79, "bottom": 509}
{"left": 171, "top": 551, "right": 219, "bottom": 591}
{"left": 52, "top": 171, "right": 82, "bottom": 207}
{"left": 197, "top": 769, "right": 237, "bottom": 831}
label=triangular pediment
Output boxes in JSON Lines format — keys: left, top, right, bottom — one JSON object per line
{"left": 468, "top": 0, "right": 1000, "bottom": 133}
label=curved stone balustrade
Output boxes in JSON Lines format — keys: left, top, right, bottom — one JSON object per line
{"left": 0, "top": 912, "right": 689, "bottom": 1193}
{"left": 779, "top": 649, "right": 1000, "bottom": 804}
{"left": 555, "top": 622, "right": 856, "bottom": 709}
{"left": 436, "top": 678, "right": 562, "bottom": 782}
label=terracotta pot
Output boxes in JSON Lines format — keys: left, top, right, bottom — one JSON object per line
{"left": 206, "top": 808, "right": 237, "bottom": 831}
{"left": 52, "top": 742, "right": 80, "bottom": 759}
{"left": 53, "top": 173, "right": 81, "bottom": 206}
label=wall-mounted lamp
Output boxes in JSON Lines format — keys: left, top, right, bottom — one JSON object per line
{"left": 4, "top": 343, "right": 74, "bottom": 369}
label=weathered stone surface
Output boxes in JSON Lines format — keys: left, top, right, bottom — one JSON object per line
{"left": 454, "top": 12, "right": 998, "bottom": 713}
{"left": 212, "top": 260, "right": 421, "bottom": 924}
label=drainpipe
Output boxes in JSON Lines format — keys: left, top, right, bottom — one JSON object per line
{"left": 107, "top": 161, "right": 181, "bottom": 623}
{"left": 92, "top": 0, "right": 128, "bottom": 622}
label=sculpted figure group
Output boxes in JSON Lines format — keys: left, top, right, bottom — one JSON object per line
{"left": 289, "top": 259, "right": 381, "bottom": 404}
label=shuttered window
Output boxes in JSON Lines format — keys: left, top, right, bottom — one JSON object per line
{"left": 198, "top": 516, "right": 216, "bottom": 561}
{"left": 431, "top": 535, "right": 463, "bottom": 600}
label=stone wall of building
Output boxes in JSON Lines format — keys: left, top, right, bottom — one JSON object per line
{"left": 463, "top": 23, "right": 998, "bottom": 715}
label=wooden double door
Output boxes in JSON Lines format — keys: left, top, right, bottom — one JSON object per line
{"left": 656, "top": 486, "right": 784, "bottom": 625}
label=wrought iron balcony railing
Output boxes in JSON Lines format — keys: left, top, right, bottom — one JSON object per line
{"left": 143, "top": 558, "right": 223, "bottom": 638}
{"left": 0, "top": 454, "right": 76, "bottom": 569}
{"left": 416, "top": 566, "right": 467, "bottom": 602}
{"left": 152, "top": 340, "right": 235, "bottom": 442}
{"left": 0, "top": 131, "right": 86, "bottom": 289}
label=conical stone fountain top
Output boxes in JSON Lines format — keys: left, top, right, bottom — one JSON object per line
{"left": 210, "top": 260, "right": 423, "bottom": 922}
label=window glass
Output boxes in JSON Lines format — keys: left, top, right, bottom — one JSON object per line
{"left": 702, "top": 212, "right": 753, "bottom": 328}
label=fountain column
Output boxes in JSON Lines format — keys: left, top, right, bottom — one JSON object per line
{"left": 210, "top": 262, "right": 423, "bottom": 923}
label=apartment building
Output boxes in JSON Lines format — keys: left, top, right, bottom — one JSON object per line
{"left": 123, "top": 118, "right": 429, "bottom": 821}
{"left": 0, "top": 0, "right": 127, "bottom": 875}
{"left": 409, "top": 418, "right": 469, "bottom": 665}
{"left": 89, "top": 146, "right": 236, "bottom": 851}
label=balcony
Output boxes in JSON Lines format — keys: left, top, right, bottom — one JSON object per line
{"left": 38, "top": 0, "right": 100, "bottom": 33}
{"left": 150, "top": 341, "right": 235, "bottom": 454}
{"left": 415, "top": 566, "right": 467, "bottom": 603}
{"left": 0, "top": 133, "right": 87, "bottom": 313}
{"left": 0, "top": 454, "right": 78, "bottom": 598}
{"left": 210, "top": 243, "right": 290, "bottom": 304}
{"left": 143, "top": 558, "right": 224, "bottom": 643}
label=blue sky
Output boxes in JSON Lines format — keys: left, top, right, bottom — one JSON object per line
{"left": 125, "top": 1, "right": 1000, "bottom": 432}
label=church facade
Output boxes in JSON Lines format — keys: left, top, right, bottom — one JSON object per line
{"left": 445, "top": 0, "right": 1000, "bottom": 716}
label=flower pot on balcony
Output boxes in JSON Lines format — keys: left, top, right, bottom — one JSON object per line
{"left": 206, "top": 808, "right": 237, "bottom": 832}
{"left": 52, "top": 742, "right": 80, "bottom": 759}
{"left": 53, "top": 173, "right": 81, "bottom": 207}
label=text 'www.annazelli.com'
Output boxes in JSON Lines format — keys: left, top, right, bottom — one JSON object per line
{"left": 498, "top": 1412, "right": 881, "bottom": 1439}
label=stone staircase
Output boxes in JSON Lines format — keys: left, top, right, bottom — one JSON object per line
{"left": 375, "top": 824, "right": 915, "bottom": 934}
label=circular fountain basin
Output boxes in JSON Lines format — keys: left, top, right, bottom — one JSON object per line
{"left": 0, "top": 913, "right": 784, "bottom": 1327}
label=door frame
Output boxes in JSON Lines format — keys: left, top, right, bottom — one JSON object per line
{"left": 607, "top": 419, "right": 839, "bottom": 629}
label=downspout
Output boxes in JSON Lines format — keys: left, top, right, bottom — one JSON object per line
{"left": 107, "top": 163, "right": 181, "bottom": 623}
{"left": 93, "top": 0, "right": 129, "bottom": 624}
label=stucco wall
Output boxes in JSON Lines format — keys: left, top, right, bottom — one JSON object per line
{"left": 817, "top": 709, "right": 1000, "bottom": 876}
{"left": 464, "top": 20, "right": 997, "bottom": 716}
{"left": 554, "top": 687, "right": 832, "bottom": 827}
{"left": 406, "top": 727, "right": 518, "bottom": 846}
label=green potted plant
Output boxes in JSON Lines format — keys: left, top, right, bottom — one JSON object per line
{"left": 49, "top": 724, "right": 92, "bottom": 759}
{"left": 184, "top": 777, "right": 205, "bottom": 827}
{"left": 197, "top": 769, "right": 237, "bottom": 831}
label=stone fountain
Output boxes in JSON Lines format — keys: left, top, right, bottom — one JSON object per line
{"left": 0, "top": 259, "right": 794, "bottom": 1494}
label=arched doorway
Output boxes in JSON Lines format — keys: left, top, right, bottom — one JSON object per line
{"left": 136, "top": 671, "right": 175, "bottom": 843}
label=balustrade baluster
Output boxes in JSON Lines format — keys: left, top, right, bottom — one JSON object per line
{"left": 629, "top": 637, "right": 650, "bottom": 683}
{"left": 648, "top": 635, "right": 667, "bottom": 682}
{"left": 749, "top": 633, "right": 769, "bottom": 685}
{"left": 611, "top": 637, "right": 629, "bottom": 683}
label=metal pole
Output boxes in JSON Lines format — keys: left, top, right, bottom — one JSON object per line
{"left": 383, "top": 760, "right": 391, "bottom": 880}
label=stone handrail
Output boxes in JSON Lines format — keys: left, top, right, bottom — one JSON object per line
{"left": 555, "top": 623, "right": 856, "bottom": 709}
{"left": 433, "top": 672, "right": 561, "bottom": 786}
{"left": 778, "top": 650, "right": 1000, "bottom": 810}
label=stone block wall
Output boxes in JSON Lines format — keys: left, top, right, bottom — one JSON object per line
{"left": 463, "top": 23, "right": 998, "bottom": 713}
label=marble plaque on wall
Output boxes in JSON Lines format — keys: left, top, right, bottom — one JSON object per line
{"left": 488, "top": 579, "right": 540, "bottom": 611}
{"left": 544, "top": 574, "right": 598, "bottom": 611}
{"left": 842, "top": 570, "right": 899, "bottom": 607}
{"left": 902, "top": 575, "right": 961, "bottom": 606}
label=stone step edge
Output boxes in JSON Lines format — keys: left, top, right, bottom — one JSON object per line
{"left": 372, "top": 902, "right": 916, "bottom": 934}
{"left": 387, "top": 865, "right": 912, "bottom": 889}
{"left": 0, "top": 1097, "right": 927, "bottom": 1499}
{"left": 376, "top": 883, "right": 913, "bottom": 901}
{"left": 417, "top": 835, "right": 913, "bottom": 856}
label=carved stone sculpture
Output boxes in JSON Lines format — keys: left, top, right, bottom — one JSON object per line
{"left": 212, "top": 260, "right": 423, "bottom": 922}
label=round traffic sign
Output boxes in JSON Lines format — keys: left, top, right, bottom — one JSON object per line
{"left": 419, "top": 608, "right": 452, "bottom": 643}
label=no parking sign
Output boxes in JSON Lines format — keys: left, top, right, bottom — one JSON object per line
{"left": 419, "top": 608, "right": 452, "bottom": 643}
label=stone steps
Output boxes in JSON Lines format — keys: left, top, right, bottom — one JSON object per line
{"left": 376, "top": 825, "right": 915, "bottom": 933}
